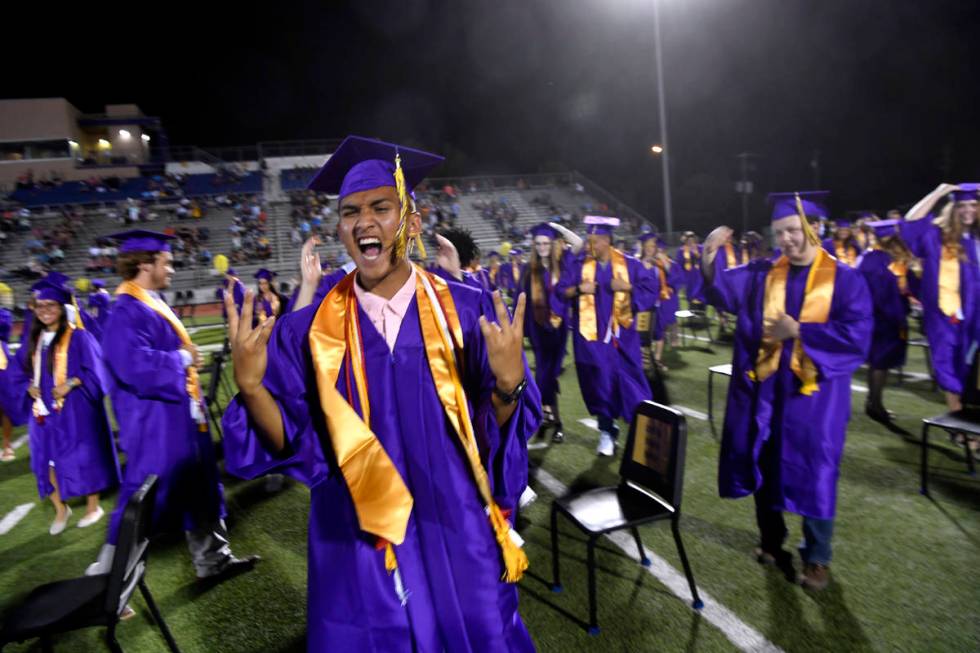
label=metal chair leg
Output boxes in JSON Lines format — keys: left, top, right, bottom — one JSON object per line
{"left": 105, "top": 624, "right": 123, "bottom": 653}
{"left": 920, "top": 423, "right": 930, "bottom": 496}
{"left": 587, "top": 536, "right": 599, "bottom": 635}
{"left": 631, "top": 527, "right": 650, "bottom": 566}
{"left": 139, "top": 580, "right": 182, "bottom": 653}
{"left": 671, "top": 517, "right": 703, "bottom": 609}
{"left": 550, "top": 504, "right": 562, "bottom": 593}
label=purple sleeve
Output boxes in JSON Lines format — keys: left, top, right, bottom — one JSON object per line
{"left": 799, "top": 267, "right": 873, "bottom": 380}
{"left": 69, "top": 330, "right": 108, "bottom": 403}
{"left": 222, "top": 307, "right": 326, "bottom": 486}
{"left": 705, "top": 254, "right": 757, "bottom": 314}
{"left": 628, "top": 257, "right": 660, "bottom": 312}
{"left": 900, "top": 217, "right": 936, "bottom": 259}
{"left": 554, "top": 254, "right": 580, "bottom": 298}
{"left": 103, "top": 303, "right": 188, "bottom": 402}
{"left": 859, "top": 254, "right": 908, "bottom": 326}
{"left": 463, "top": 288, "right": 541, "bottom": 514}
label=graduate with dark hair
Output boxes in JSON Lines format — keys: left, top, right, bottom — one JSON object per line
{"left": 92, "top": 229, "right": 258, "bottom": 579}
{"left": 822, "top": 220, "right": 860, "bottom": 267}
{"left": 14, "top": 279, "right": 119, "bottom": 534}
{"left": 86, "top": 278, "right": 112, "bottom": 333}
{"left": 222, "top": 136, "right": 540, "bottom": 652}
{"left": 498, "top": 248, "right": 525, "bottom": 299}
{"left": 639, "top": 233, "right": 682, "bottom": 373}
{"left": 701, "top": 191, "right": 872, "bottom": 591}
{"left": 556, "top": 215, "right": 659, "bottom": 457}
{"left": 253, "top": 268, "right": 287, "bottom": 320}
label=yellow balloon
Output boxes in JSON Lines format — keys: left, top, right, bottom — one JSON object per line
{"left": 499, "top": 241, "right": 512, "bottom": 256}
{"left": 214, "top": 254, "right": 229, "bottom": 274}
{"left": 75, "top": 278, "right": 91, "bottom": 293}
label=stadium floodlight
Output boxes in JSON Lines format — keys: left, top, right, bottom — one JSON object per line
{"left": 651, "top": 145, "right": 664, "bottom": 154}
{"left": 141, "top": 134, "right": 151, "bottom": 142}
{"left": 68, "top": 140, "right": 78, "bottom": 148}
{"left": 119, "top": 129, "right": 132, "bottom": 141}
{"left": 98, "top": 139, "right": 111, "bottom": 148}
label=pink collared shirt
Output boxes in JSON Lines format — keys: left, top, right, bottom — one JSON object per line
{"left": 352, "top": 266, "right": 417, "bottom": 353}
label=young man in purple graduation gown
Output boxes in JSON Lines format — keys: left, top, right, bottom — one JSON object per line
{"left": 856, "top": 220, "right": 916, "bottom": 423}
{"left": 498, "top": 248, "right": 525, "bottom": 299}
{"left": 86, "top": 278, "right": 113, "bottom": 332}
{"left": 701, "top": 191, "right": 872, "bottom": 591}
{"left": 555, "top": 216, "right": 659, "bottom": 457}
{"left": 901, "top": 183, "right": 979, "bottom": 414}
{"left": 222, "top": 136, "right": 541, "bottom": 652}
{"left": 92, "top": 230, "right": 258, "bottom": 579}
{"left": 13, "top": 279, "right": 119, "bottom": 534}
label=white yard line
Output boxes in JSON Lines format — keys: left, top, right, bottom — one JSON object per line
{"left": 0, "top": 503, "right": 35, "bottom": 536}
{"left": 533, "top": 468, "right": 784, "bottom": 653}
{"left": 11, "top": 434, "right": 28, "bottom": 450}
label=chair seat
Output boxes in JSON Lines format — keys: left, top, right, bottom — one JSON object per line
{"left": 556, "top": 486, "right": 672, "bottom": 534}
{"left": 923, "top": 411, "right": 980, "bottom": 435}
{"left": 709, "top": 363, "right": 732, "bottom": 376}
{"left": 674, "top": 310, "right": 695, "bottom": 319}
{"left": 0, "top": 574, "right": 110, "bottom": 642}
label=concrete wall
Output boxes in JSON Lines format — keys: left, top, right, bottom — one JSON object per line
{"left": 0, "top": 98, "right": 81, "bottom": 142}
{"left": 0, "top": 160, "right": 140, "bottom": 188}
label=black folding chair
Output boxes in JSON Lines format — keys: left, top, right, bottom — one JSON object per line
{"left": 920, "top": 350, "right": 980, "bottom": 494}
{"left": 0, "top": 475, "right": 181, "bottom": 653}
{"left": 549, "top": 401, "right": 702, "bottom": 635}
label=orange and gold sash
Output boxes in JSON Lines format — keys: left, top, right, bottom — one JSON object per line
{"left": 489, "top": 266, "right": 498, "bottom": 285}
{"left": 530, "top": 269, "right": 562, "bottom": 329}
{"left": 656, "top": 260, "right": 672, "bottom": 300}
{"left": 0, "top": 343, "right": 6, "bottom": 371}
{"left": 511, "top": 263, "right": 520, "bottom": 284}
{"left": 682, "top": 246, "right": 693, "bottom": 271}
{"left": 751, "top": 248, "right": 836, "bottom": 396}
{"left": 116, "top": 281, "right": 206, "bottom": 430}
{"left": 31, "top": 326, "right": 74, "bottom": 421}
{"left": 308, "top": 265, "right": 527, "bottom": 581}
{"left": 741, "top": 249, "right": 750, "bottom": 265}
{"left": 888, "top": 260, "right": 909, "bottom": 295}
{"left": 938, "top": 245, "right": 961, "bottom": 319}
{"left": 834, "top": 241, "right": 857, "bottom": 267}
{"left": 579, "top": 249, "right": 633, "bottom": 341}
{"left": 724, "top": 243, "right": 737, "bottom": 268}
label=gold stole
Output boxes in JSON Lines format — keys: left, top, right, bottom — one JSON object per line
{"left": 888, "top": 261, "right": 909, "bottom": 295}
{"left": 682, "top": 246, "right": 692, "bottom": 271}
{"left": 834, "top": 240, "right": 856, "bottom": 267}
{"left": 724, "top": 242, "right": 737, "bottom": 268}
{"left": 938, "top": 245, "right": 961, "bottom": 318}
{"left": 752, "top": 248, "right": 836, "bottom": 396}
{"left": 308, "top": 266, "right": 528, "bottom": 581}
{"left": 115, "top": 281, "right": 206, "bottom": 430}
{"left": 71, "top": 296, "right": 86, "bottom": 331}
{"left": 579, "top": 249, "right": 633, "bottom": 341}
{"left": 489, "top": 266, "right": 498, "bottom": 285}
{"left": 511, "top": 263, "right": 520, "bottom": 284}
{"left": 741, "top": 249, "right": 750, "bottom": 265}
{"left": 656, "top": 261, "right": 672, "bottom": 300}
{"left": 0, "top": 343, "right": 6, "bottom": 370}
{"left": 32, "top": 326, "right": 75, "bottom": 419}
{"left": 530, "top": 268, "right": 562, "bottom": 329}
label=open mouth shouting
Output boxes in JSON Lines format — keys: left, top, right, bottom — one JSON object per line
{"left": 357, "top": 236, "right": 384, "bottom": 260}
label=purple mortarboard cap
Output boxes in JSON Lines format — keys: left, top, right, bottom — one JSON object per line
{"left": 488, "top": 250, "right": 502, "bottom": 259}
{"left": 254, "top": 268, "right": 276, "bottom": 281}
{"left": 109, "top": 229, "right": 174, "bottom": 253}
{"left": 31, "top": 279, "right": 72, "bottom": 304}
{"left": 768, "top": 191, "right": 830, "bottom": 221}
{"left": 44, "top": 271, "right": 71, "bottom": 287}
{"left": 226, "top": 267, "right": 238, "bottom": 277}
{"left": 91, "top": 279, "right": 105, "bottom": 289}
{"left": 866, "top": 219, "right": 901, "bottom": 239}
{"left": 529, "top": 223, "right": 558, "bottom": 239}
{"left": 951, "top": 183, "right": 979, "bottom": 203}
{"left": 834, "top": 220, "right": 851, "bottom": 229}
{"left": 637, "top": 232, "right": 658, "bottom": 243}
{"left": 307, "top": 135, "right": 444, "bottom": 200}
{"left": 584, "top": 215, "right": 620, "bottom": 236}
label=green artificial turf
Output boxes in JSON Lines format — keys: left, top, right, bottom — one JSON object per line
{"left": 0, "top": 322, "right": 977, "bottom": 652}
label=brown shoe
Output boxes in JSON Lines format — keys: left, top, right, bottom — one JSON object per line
{"left": 753, "top": 547, "right": 776, "bottom": 565}
{"left": 799, "top": 563, "right": 830, "bottom": 591}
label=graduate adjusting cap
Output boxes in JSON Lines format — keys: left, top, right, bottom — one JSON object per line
{"left": 583, "top": 215, "right": 620, "bottom": 236}
{"left": 108, "top": 229, "right": 175, "bottom": 253}
{"left": 951, "top": 182, "right": 979, "bottom": 203}
{"left": 866, "top": 219, "right": 901, "bottom": 239}
{"left": 32, "top": 279, "right": 72, "bottom": 304}
{"left": 528, "top": 223, "right": 558, "bottom": 239}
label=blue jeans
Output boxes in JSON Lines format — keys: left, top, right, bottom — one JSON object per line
{"left": 754, "top": 493, "right": 835, "bottom": 565}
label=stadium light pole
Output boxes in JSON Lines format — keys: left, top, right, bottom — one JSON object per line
{"left": 652, "top": 0, "right": 674, "bottom": 235}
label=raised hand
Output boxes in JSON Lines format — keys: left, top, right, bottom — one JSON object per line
{"left": 703, "top": 226, "right": 734, "bottom": 259}
{"left": 763, "top": 312, "right": 800, "bottom": 341}
{"left": 226, "top": 283, "right": 275, "bottom": 395}
{"left": 479, "top": 291, "right": 526, "bottom": 392}
{"left": 435, "top": 233, "right": 463, "bottom": 280}
{"left": 610, "top": 277, "right": 632, "bottom": 292}
{"left": 300, "top": 237, "right": 323, "bottom": 288}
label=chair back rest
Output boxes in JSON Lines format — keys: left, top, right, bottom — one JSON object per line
{"left": 618, "top": 401, "right": 687, "bottom": 510}
{"left": 104, "top": 475, "right": 158, "bottom": 615}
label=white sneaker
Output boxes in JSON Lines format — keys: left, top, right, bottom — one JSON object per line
{"left": 77, "top": 506, "right": 105, "bottom": 528}
{"left": 50, "top": 506, "right": 72, "bottom": 535}
{"left": 596, "top": 431, "right": 616, "bottom": 457}
{"left": 519, "top": 486, "right": 538, "bottom": 509}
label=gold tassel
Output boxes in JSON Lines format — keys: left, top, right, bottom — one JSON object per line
{"left": 393, "top": 153, "right": 410, "bottom": 261}
{"left": 489, "top": 504, "right": 528, "bottom": 582}
{"left": 795, "top": 193, "right": 820, "bottom": 246}
{"left": 385, "top": 542, "right": 398, "bottom": 573}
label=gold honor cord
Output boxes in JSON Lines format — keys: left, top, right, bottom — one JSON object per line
{"left": 32, "top": 325, "right": 75, "bottom": 422}
{"left": 724, "top": 243, "right": 737, "bottom": 268}
{"left": 578, "top": 249, "right": 633, "bottom": 341}
{"left": 751, "top": 247, "right": 836, "bottom": 396}
{"left": 530, "top": 271, "right": 562, "bottom": 329}
{"left": 115, "top": 281, "right": 207, "bottom": 431}
{"left": 71, "top": 295, "right": 85, "bottom": 331}
{"left": 938, "top": 246, "right": 962, "bottom": 319}
{"left": 392, "top": 153, "right": 426, "bottom": 261}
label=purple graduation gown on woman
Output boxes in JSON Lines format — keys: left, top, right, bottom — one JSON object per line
{"left": 676, "top": 246, "right": 705, "bottom": 303}
{"left": 900, "top": 219, "right": 979, "bottom": 394}
{"left": 705, "top": 252, "right": 871, "bottom": 519}
{"left": 223, "top": 274, "right": 541, "bottom": 652}
{"left": 651, "top": 259, "right": 683, "bottom": 341}
{"left": 102, "top": 294, "right": 226, "bottom": 540}
{"left": 522, "top": 267, "right": 568, "bottom": 406}
{"left": 556, "top": 252, "right": 659, "bottom": 422}
{"left": 0, "top": 309, "right": 28, "bottom": 425}
{"left": 14, "top": 329, "right": 120, "bottom": 500}
{"left": 857, "top": 250, "right": 910, "bottom": 370}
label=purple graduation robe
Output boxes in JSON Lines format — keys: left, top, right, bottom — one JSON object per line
{"left": 555, "top": 252, "right": 659, "bottom": 421}
{"left": 14, "top": 328, "right": 119, "bottom": 500}
{"left": 857, "top": 250, "right": 910, "bottom": 370}
{"left": 497, "top": 261, "right": 524, "bottom": 298}
{"left": 649, "top": 258, "right": 683, "bottom": 341}
{"left": 901, "top": 219, "right": 979, "bottom": 394}
{"left": 87, "top": 290, "right": 113, "bottom": 332}
{"left": 102, "top": 294, "right": 226, "bottom": 540}
{"left": 705, "top": 252, "right": 872, "bottom": 519}
{"left": 521, "top": 266, "right": 568, "bottom": 406}
{"left": 223, "top": 273, "right": 541, "bottom": 652}
{"left": 676, "top": 245, "right": 705, "bottom": 303}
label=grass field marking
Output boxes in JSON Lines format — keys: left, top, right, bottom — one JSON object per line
{"left": 11, "top": 434, "right": 28, "bottom": 450}
{"left": 533, "top": 467, "right": 785, "bottom": 653}
{"left": 675, "top": 406, "right": 709, "bottom": 422}
{"left": 0, "top": 503, "right": 35, "bottom": 536}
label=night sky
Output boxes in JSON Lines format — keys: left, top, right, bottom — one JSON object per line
{"left": 6, "top": 0, "right": 980, "bottom": 233}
